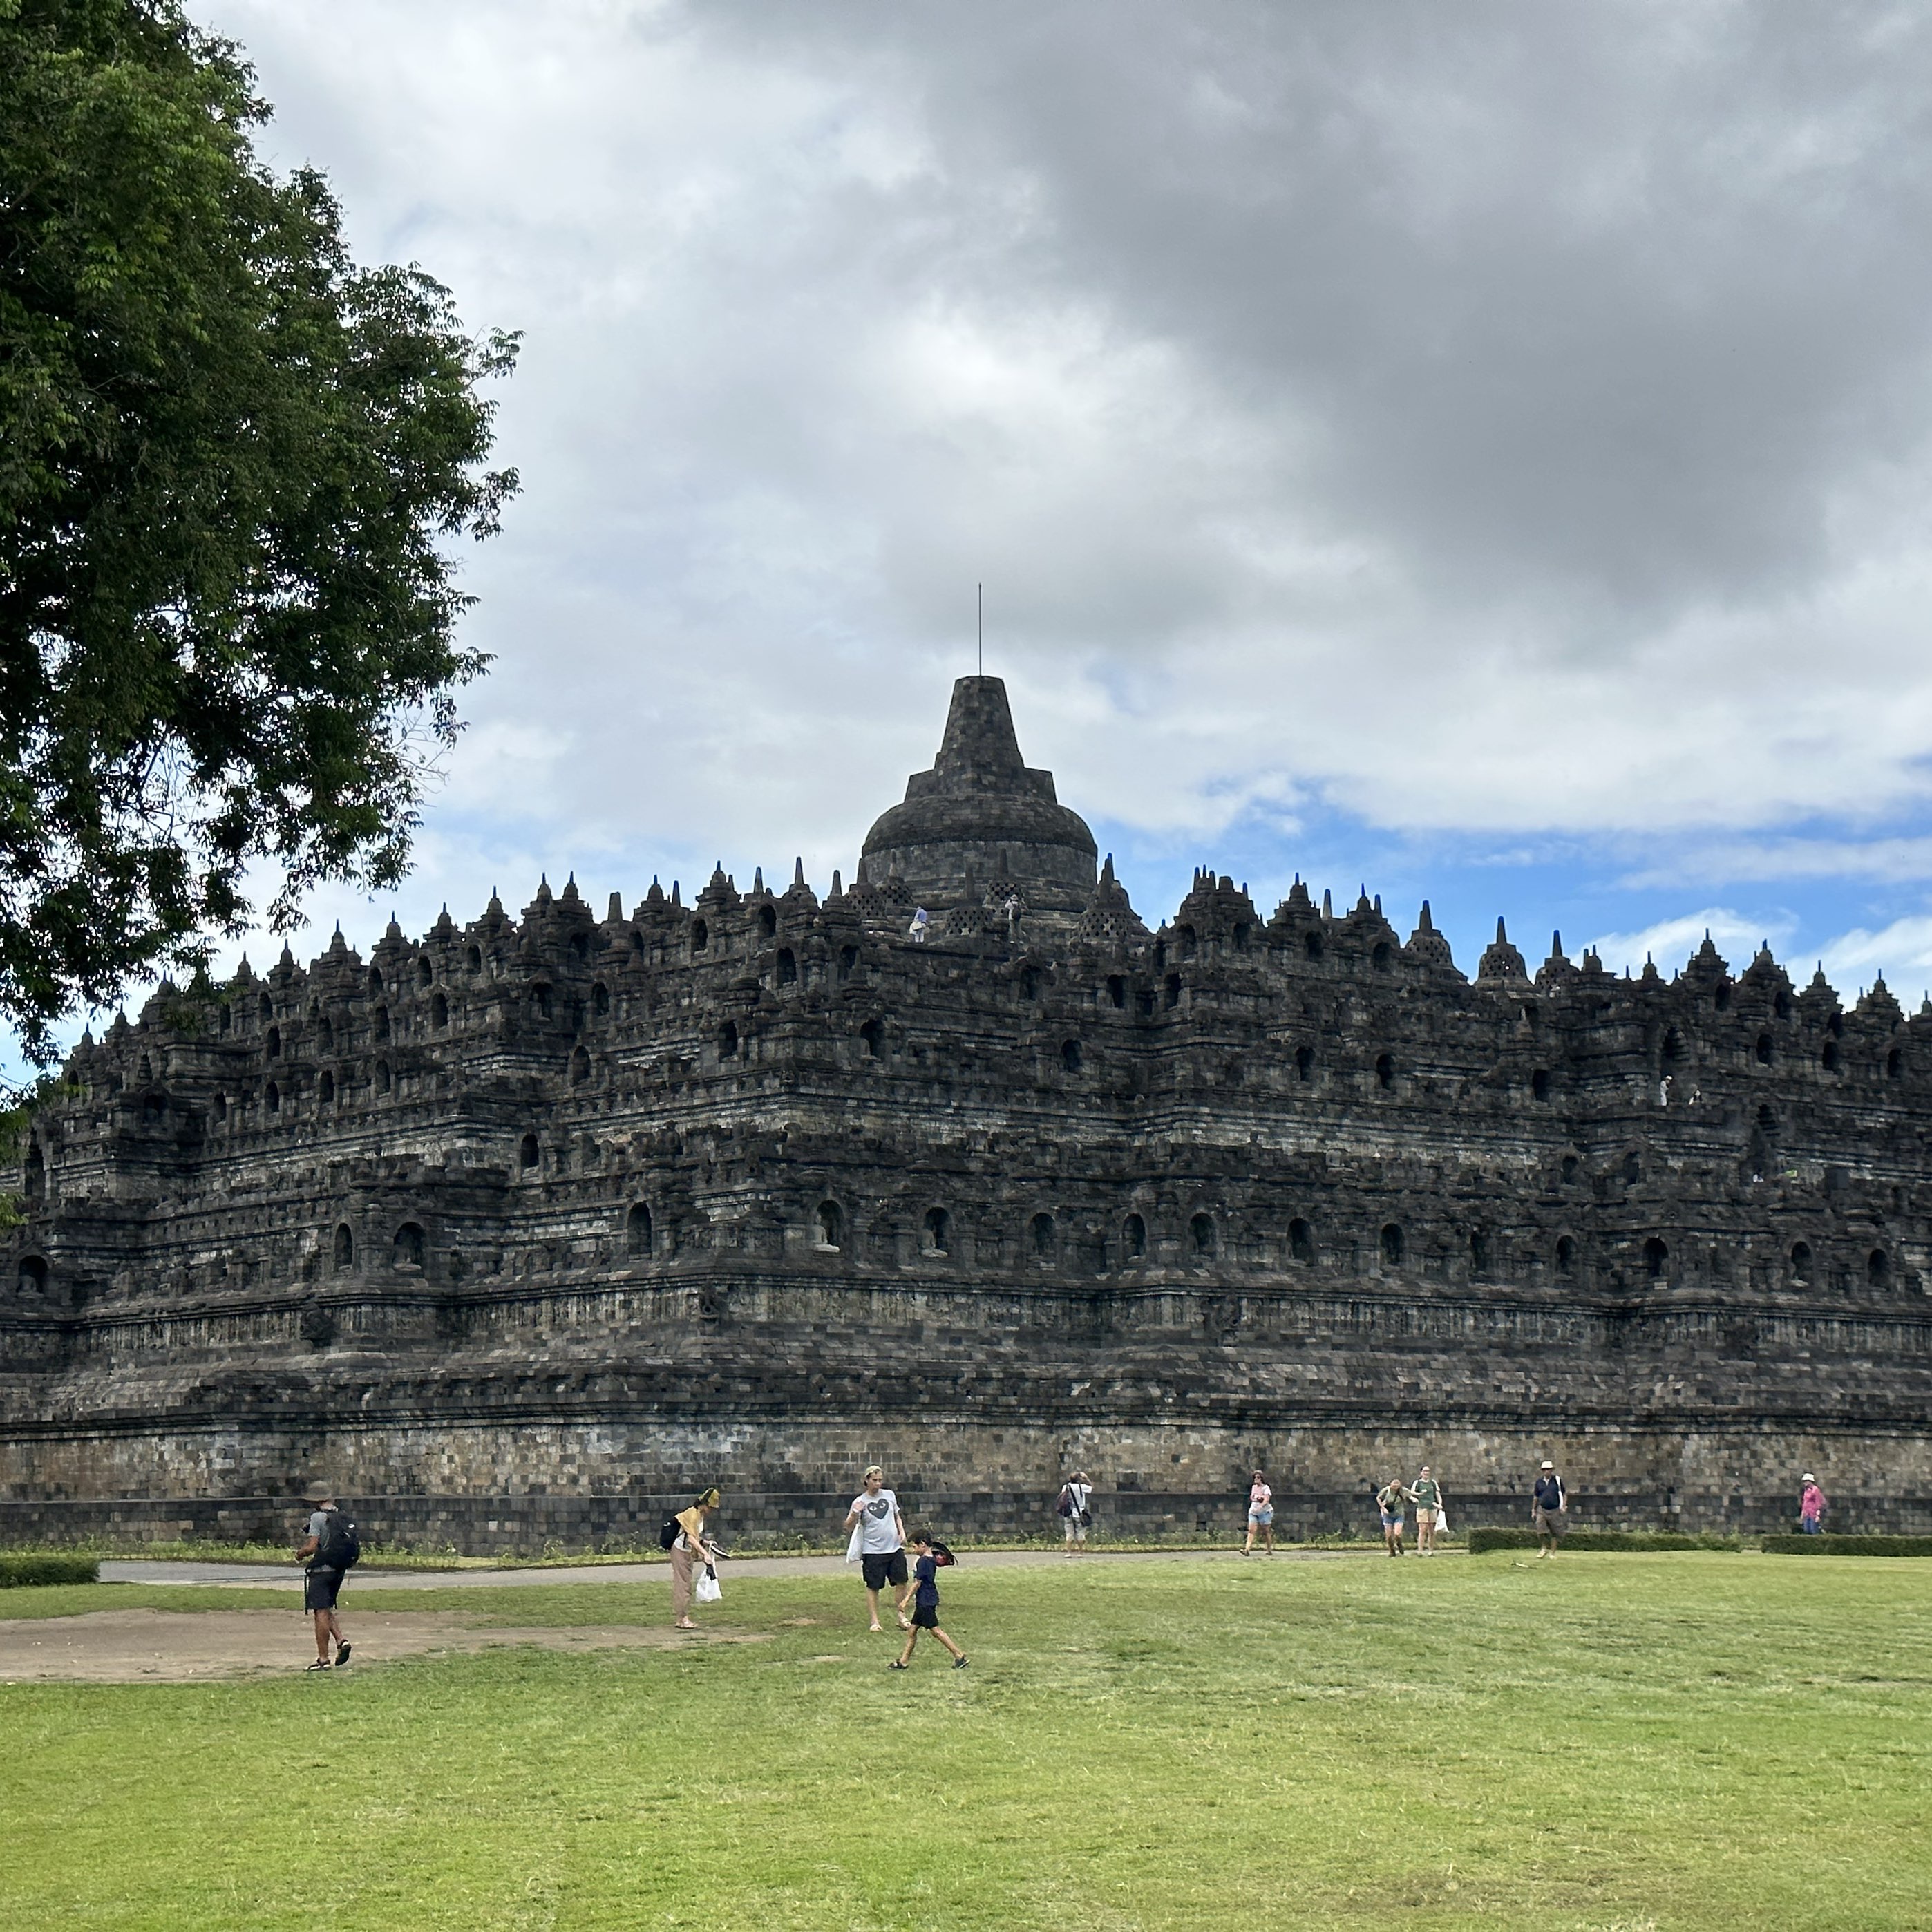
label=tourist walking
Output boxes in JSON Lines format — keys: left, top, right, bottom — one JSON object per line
{"left": 1057, "top": 1470, "right": 1095, "bottom": 1555}
{"left": 1376, "top": 1477, "right": 1414, "bottom": 1555}
{"left": 1532, "top": 1460, "right": 1567, "bottom": 1557}
{"left": 296, "top": 1488, "right": 357, "bottom": 1670}
{"left": 1799, "top": 1472, "right": 1827, "bottom": 1534}
{"left": 1244, "top": 1471, "right": 1276, "bottom": 1555}
{"left": 844, "top": 1465, "right": 912, "bottom": 1632}
{"left": 670, "top": 1486, "right": 722, "bottom": 1629}
{"left": 890, "top": 1535, "right": 968, "bottom": 1671}
{"left": 1411, "top": 1466, "right": 1444, "bottom": 1555}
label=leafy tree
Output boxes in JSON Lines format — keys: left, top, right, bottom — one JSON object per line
{"left": 0, "top": 0, "right": 518, "bottom": 1065}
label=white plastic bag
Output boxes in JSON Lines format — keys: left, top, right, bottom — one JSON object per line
{"left": 1436, "top": 1507, "right": 1450, "bottom": 1535}
{"left": 694, "top": 1566, "right": 721, "bottom": 1605}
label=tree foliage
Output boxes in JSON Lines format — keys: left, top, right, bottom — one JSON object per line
{"left": 0, "top": 0, "right": 518, "bottom": 1063}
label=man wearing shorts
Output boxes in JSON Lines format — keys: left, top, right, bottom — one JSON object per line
{"left": 296, "top": 1489, "right": 352, "bottom": 1671}
{"left": 843, "top": 1466, "right": 911, "bottom": 1633}
{"left": 1059, "top": 1470, "right": 1094, "bottom": 1556}
{"left": 1532, "top": 1459, "right": 1567, "bottom": 1557}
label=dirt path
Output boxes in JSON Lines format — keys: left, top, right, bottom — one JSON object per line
{"left": 0, "top": 1608, "right": 763, "bottom": 1683}
{"left": 100, "top": 1546, "right": 1366, "bottom": 1589}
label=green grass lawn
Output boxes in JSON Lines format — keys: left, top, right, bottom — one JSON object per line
{"left": 2, "top": 1553, "right": 1927, "bottom": 1931}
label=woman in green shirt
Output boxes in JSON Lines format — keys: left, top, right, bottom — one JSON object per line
{"left": 1410, "top": 1467, "right": 1443, "bottom": 1555}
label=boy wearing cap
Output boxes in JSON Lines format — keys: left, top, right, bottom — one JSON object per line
{"left": 1532, "top": 1460, "right": 1566, "bottom": 1557}
{"left": 295, "top": 1490, "right": 352, "bottom": 1671}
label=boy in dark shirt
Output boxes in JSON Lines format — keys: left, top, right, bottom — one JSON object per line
{"left": 890, "top": 1535, "right": 969, "bottom": 1671}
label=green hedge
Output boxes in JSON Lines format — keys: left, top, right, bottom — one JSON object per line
{"left": 1466, "top": 1528, "right": 1739, "bottom": 1554}
{"left": 0, "top": 1552, "right": 99, "bottom": 1587}
{"left": 1763, "top": 1534, "right": 1932, "bottom": 1557}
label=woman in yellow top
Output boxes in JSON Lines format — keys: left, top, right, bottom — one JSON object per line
{"left": 671, "top": 1487, "right": 721, "bottom": 1629}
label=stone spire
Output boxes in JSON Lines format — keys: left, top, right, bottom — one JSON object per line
{"left": 1404, "top": 900, "right": 1457, "bottom": 975}
{"left": 1536, "top": 929, "right": 1576, "bottom": 990}
{"left": 1074, "top": 853, "right": 1148, "bottom": 947}
{"left": 1477, "top": 916, "right": 1528, "bottom": 985}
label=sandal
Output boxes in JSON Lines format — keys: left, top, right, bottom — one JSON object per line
{"left": 888, "top": 1661, "right": 909, "bottom": 1670}
{"left": 952, "top": 1655, "right": 969, "bottom": 1669}
{"left": 334, "top": 1642, "right": 352, "bottom": 1667}
{"left": 305, "top": 1659, "right": 330, "bottom": 1671}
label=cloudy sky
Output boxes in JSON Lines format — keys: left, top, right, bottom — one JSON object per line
{"left": 176, "top": 3, "right": 1932, "bottom": 1009}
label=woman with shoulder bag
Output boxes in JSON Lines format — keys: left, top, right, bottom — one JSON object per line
{"left": 671, "top": 1486, "right": 721, "bottom": 1629}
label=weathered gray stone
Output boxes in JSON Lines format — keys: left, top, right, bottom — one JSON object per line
{"left": 3, "top": 678, "right": 1929, "bottom": 1548}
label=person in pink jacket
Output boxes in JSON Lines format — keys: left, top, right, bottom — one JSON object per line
{"left": 1799, "top": 1474, "right": 1826, "bottom": 1534}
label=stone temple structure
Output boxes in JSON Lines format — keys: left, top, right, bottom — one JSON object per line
{"left": 3, "top": 678, "right": 1929, "bottom": 1549}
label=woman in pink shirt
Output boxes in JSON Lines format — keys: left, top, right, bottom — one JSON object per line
{"left": 1800, "top": 1474, "right": 1826, "bottom": 1534}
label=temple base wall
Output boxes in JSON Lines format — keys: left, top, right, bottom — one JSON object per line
{"left": 3, "top": 1415, "right": 1926, "bottom": 1553}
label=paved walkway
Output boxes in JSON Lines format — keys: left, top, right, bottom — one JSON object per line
{"left": 102, "top": 1546, "right": 1383, "bottom": 1590}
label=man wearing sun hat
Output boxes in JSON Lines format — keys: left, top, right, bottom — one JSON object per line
{"left": 1531, "top": 1459, "right": 1566, "bottom": 1558}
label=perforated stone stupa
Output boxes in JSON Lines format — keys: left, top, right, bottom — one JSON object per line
{"left": 2, "top": 678, "right": 1928, "bottom": 1549}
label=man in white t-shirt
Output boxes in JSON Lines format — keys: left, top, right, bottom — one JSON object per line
{"left": 1058, "top": 1470, "right": 1094, "bottom": 1556}
{"left": 842, "top": 1464, "right": 911, "bottom": 1633}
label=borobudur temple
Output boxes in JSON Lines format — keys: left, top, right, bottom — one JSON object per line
{"left": 3, "top": 676, "right": 1929, "bottom": 1549}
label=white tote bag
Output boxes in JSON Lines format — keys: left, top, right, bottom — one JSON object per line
{"left": 694, "top": 1566, "right": 722, "bottom": 1605}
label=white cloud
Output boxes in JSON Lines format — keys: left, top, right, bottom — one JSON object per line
{"left": 1817, "top": 916, "right": 1932, "bottom": 997}
{"left": 1621, "top": 837, "right": 1932, "bottom": 891}
{"left": 187, "top": 1, "right": 1932, "bottom": 844}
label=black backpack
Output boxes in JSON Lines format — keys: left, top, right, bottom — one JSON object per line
{"left": 316, "top": 1513, "right": 361, "bottom": 1571}
{"left": 658, "top": 1517, "right": 681, "bottom": 1551}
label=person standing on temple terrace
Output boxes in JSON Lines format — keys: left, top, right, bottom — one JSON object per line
{"left": 1533, "top": 1460, "right": 1568, "bottom": 1557}
{"left": 844, "top": 1466, "right": 912, "bottom": 1633}
{"left": 1243, "top": 1471, "right": 1276, "bottom": 1555}
{"left": 1410, "top": 1466, "right": 1444, "bottom": 1556}
{"left": 670, "top": 1488, "right": 722, "bottom": 1630}
{"left": 1057, "top": 1470, "right": 1095, "bottom": 1556}
{"left": 295, "top": 1489, "right": 356, "bottom": 1671}
{"left": 1799, "top": 1472, "right": 1828, "bottom": 1535}
{"left": 890, "top": 1535, "right": 968, "bottom": 1671}
{"left": 1376, "top": 1477, "right": 1414, "bottom": 1556}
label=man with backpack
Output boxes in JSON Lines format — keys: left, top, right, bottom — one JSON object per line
{"left": 296, "top": 1488, "right": 359, "bottom": 1670}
